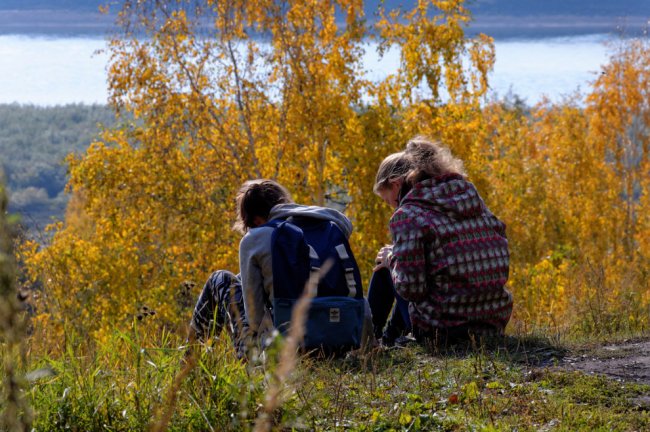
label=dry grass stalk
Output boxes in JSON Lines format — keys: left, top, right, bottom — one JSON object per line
{"left": 253, "top": 261, "right": 332, "bottom": 432}
{"left": 145, "top": 259, "right": 331, "bottom": 431}
{"left": 148, "top": 347, "right": 197, "bottom": 432}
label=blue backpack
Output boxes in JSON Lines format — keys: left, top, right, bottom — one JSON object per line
{"left": 264, "top": 216, "right": 365, "bottom": 352}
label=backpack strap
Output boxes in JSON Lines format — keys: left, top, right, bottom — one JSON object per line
{"left": 308, "top": 245, "right": 321, "bottom": 292}
{"left": 265, "top": 218, "right": 311, "bottom": 299}
{"left": 334, "top": 243, "right": 357, "bottom": 298}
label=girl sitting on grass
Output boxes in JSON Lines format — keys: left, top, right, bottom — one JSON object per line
{"left": 369, "top": 137, "right": 513, "bottom": 346}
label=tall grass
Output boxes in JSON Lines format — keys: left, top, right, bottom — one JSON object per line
{"left": 1, "top": 178, "right": 32, "bottom": 431}
{"left": 28, "top": 323, "right": 263, "bottom": 431}
{"left": 22, "top": 325, "right": 650, "bottom": 431}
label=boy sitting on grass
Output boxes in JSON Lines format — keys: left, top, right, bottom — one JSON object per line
{"left": 188, "top": 179, "right": 364, "bottom": 357}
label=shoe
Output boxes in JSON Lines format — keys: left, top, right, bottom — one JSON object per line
{"left": 381, "top": 333, "right": 397, "bottom": 347}
{"left": 381, "top": 324, "right": 402, "bottom": 347}
{"left": 394, "top": 334, "right": 417, "bottom": 347}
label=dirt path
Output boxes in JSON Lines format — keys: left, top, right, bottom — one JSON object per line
{"left": 555, "top": 339, "right": 650, "bottom": 408}
{"left": 561, "top": 339, "right": 650, "bottom": 386}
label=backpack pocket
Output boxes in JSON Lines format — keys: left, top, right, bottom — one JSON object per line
{"left": 273, "top": 296, "right": 365, "bottom": 351}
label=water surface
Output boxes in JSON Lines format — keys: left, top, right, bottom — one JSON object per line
{"left": 0, "top": 34, "right": 615, "bottom": 106}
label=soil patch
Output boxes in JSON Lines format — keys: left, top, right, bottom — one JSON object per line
{"left": 562, "top": 339, "right": 650, "bottom": 386}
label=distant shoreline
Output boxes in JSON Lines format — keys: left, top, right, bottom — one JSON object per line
{"left": 470, "top": 14, "right": 648, "bottom": 39}
{"left": 0, "top": 10, "right": 116, "bottom": 37}
{"left": 0, "top": 9, "right": 647, "bottom": 39}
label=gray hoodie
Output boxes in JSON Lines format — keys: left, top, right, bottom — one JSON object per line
{"left": 238, "top": 203, "right": 353, "bottom": 337}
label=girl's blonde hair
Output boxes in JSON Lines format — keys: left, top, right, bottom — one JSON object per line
{"left": 373, "top": 151, "right": 411, "bottom": 194}
{"left": 233, "top": 179, "right": 293, "bottom": 233}
{"left": 373, "top": 137, "right": 467, "bottom": 194}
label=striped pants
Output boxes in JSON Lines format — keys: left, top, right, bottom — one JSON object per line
{"left": 190, "top": 270, "right": 249, "bottom": 355}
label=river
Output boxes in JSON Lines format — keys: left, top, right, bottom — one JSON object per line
{"left": 0, "top": 33, "right": 619, "bottom": 106}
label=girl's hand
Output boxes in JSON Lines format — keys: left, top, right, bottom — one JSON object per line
{"left": 373, "top": 245, "right": 393, "bottom": 272}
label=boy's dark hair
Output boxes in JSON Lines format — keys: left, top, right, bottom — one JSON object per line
{"left": 234, "top": 179, "right": 293, "bottom": 233}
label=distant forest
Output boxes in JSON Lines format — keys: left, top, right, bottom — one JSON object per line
{"left": 3, "top": 0, "right": 649, "bottom": 17}
{"left": 0, "top": 104, "right": 115, "bottom": 232}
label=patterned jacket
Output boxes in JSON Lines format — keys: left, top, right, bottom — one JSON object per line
{"left": 389, "top": 174, "right": 513, "bottom": 334}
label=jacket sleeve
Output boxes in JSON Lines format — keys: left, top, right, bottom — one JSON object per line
{"left": 389, "top": 207, "right": 429, "bottom": 302}
{"left": 239, "top": 233, "right": 267, "bottom": 334}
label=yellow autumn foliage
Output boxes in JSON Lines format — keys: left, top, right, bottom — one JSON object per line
{"left": 20, "top": 1, "right": 650, "bottom": 352}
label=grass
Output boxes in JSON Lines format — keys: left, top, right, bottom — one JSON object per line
{"left": 15, "top": 325, "right": 650, "bottom": 431}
